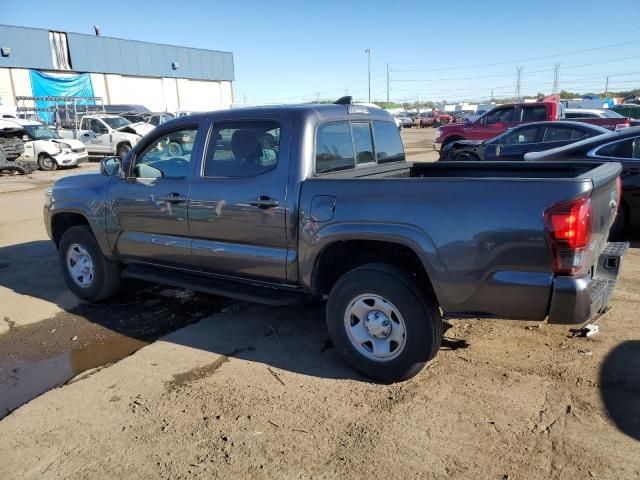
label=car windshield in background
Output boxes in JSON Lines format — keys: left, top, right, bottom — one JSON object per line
{"left": 24, "top": 125, "right": 59, "bottom": 139}
{"left": 602, "top": 110, "right": 625, "bottom": 118}
{"left": 102, "top": 117, "right": 131, "bottom": 129}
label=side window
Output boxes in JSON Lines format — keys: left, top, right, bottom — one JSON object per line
{"left": 567, "top": 112, "right": 597, "bottom": 119}
{"left": 542, "top": 127, "right": 573, "bottom": 142}
{"left": 372, "top": 121, "right": 405, "bottom": 163}
{"left": 316, "top": 121, "right": 355, "bottom": 173}
{"left": 594, "top": 138, "right": 640, "bottom": 159}
{"left": 522, "top": 106, "right": 547, "bottom": 122}
{"left": 132, "top": 127, "right": 198, "bottom": 178}
{"left": 149, "top": 116, "right": 160, "bottom": 127}
{"left": 90, "top": 119, "right": 106, "bottom": 134}
{"left": 204, "top": 121, "right": 280, "bottom": 177}
{"left": 352, "top": 122, "right": 375, "bottom": 164}
{"left": 485, "top": 107, "right": 516, "bottom": 124}
{"left": 501, "top": 126, "right": 539, "bottom": 145}
{"left": 570, "top": 129, "right": 589, "bottom": 140}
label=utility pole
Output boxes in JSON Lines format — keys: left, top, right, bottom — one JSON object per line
{"left": 243, "top": 92, "right": 247, "bottom": 104}
{"left": 365, "top": 48, "right": 373, "bottom": 102}
{"left": 386, "top": 63, "right": 390, "bottom": 104}
{"left": 552, "top": 63, "right": 560, "bottom": 95}
{"left": 416, "top": 91, "right": 420, "bottom": 113}
{"left": 605, "top": 75, "right": 610, "bottom": 98}
{"left": 490, "top": 89, "right": 494, "bottom": 102}
{"left": 514, "top": 66, "right": 523, "bottom": 101}
{"left": 315, "top": 91, "right": 320, "bottom": 103}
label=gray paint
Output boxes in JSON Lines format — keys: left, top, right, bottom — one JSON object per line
{"left": 0, "top": 25, "right": 234, "bottom": 81}
{"left": 44, "top": 104, "right": 624, "bottom": 325}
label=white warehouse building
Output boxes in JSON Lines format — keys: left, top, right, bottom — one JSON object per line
{"left": 0, "top": 24, "right": 234, "bottom": 114}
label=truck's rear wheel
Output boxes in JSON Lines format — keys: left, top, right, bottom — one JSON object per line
{"left": 38, "top": 153, "right": 58, "bottom": 171}
{"left": 326, "top": 263, "right": 442, "bottom": 383}
{"left": 59, "top": 225, "right": 121, "bottom": 302}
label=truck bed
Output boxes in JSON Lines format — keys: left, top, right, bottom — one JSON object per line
{"left": 299, "top": 160, "right": 622, "bottom": 321}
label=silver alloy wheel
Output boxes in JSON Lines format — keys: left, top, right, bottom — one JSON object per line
{"left": 344, "top": 293, "right": 407, "bottom": 362}
{"left": 40, "top": 155, "right": 55, "bottom": 170}
{"left": 66, "top": 243, "right": 95, "bottom": 288}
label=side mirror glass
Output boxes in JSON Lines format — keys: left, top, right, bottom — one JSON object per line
{"left": 100, "top": 156, "right": 122, "bottom": 177}
{"left": 22, "top": 134, "right": 29, "bottom": 141}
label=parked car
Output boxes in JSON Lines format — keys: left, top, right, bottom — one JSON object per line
{"left": 419, "top": 111, "right": 453, "bottom": 128}
{"left": 440, "top": 121, "right": 609, "bottom": 162}
{"left": 526, "top": 125, "right": 640, "bottom": 236}
{"left": 55, "top": 115, "right": 141, "bottom": 157}
{"left": 434, "top": 99, "right": 634, "bottom": 150}
{"left": 121, "top": 112, "right": 175, "bottom": 136}
{"left": 0, "top": 121, "right": 33, "bottom": 174}
{"left": 565, "top": 108, "right": 636, "bottom": 129}
{"left": 395, "top": 115, "right": 413, "bottom": 128}
{"left": 44, "top": 101, "right": 626, "bottom": 382}
{"left": 9, "top": 119, "right": 88, "bottom": 171}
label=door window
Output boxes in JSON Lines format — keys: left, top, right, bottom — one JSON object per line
{"left": 485, "top": 107, "right": 518, "bottom": 124}
{"left": 316, "top": 121, "right": 355, "bottom": 173}
{"left": 131, "top": 127, "right": 198, "bottom": 178}
{"left": 522, "top": 106, "right": 547, "bottom": 122}
{"left": 593, "top": 137, "right": 640, "bottom": 159}
{"left": 542, "top": 127, "right": 573, "bottom": 142}
{"left": 203, "top": 121, "right": 280, "bottom": 177}
{"left": 501, "top": 126, "right": 539, "bottom": 145}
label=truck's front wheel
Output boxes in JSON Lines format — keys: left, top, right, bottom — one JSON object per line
{"left": 326, "top": 263, "right": 442, "bottom": 383}
{"left": 59, "top": 225, "right": 121, "bottom": 302}
{"left": 38, "top": 153, "right": 58, "bottom": 171}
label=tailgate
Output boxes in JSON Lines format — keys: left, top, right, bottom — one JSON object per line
{"left": 584, "top": 162, "right": 622, "bottom": 253}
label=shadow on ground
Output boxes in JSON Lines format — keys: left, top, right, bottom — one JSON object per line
{"left": 600, "top": 340, "right": 640, "bottom": 441}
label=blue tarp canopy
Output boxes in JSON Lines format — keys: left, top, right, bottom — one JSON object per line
{"left": 29, "top": 70, "right": 95, "bottom": 122}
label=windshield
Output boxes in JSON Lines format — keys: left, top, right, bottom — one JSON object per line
{"left": 24, "top": 125, "right": 59, "bottom": 139}
{"left": 102, "top": 117, "right": 131, "bottom": 128}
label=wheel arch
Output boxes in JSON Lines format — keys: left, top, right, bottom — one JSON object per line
{"left": 49, "top": 208, "right": 112, "bottom": 258}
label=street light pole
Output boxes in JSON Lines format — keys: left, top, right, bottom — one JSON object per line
{"left": 365, "top": 48, "right": 373, "bottom": 102}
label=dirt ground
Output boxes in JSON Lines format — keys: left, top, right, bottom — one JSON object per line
{"left": 0, "top": 128, "right": 639, "bottom": 479}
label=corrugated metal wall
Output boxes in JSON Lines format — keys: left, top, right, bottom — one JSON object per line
{"left": 0, "top": 25, "right": 234, "bottom": 82}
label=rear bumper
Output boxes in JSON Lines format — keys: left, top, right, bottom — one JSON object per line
{"left": 547, "top": 242, "right": 628, "bottom": 324}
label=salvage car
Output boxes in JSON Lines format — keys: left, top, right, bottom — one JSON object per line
{"left": 0, "top": 122, "right": 34, "bottom": 174}
{"left": 10, "top": 120, "right": 88, "bottom": 171}
{"left": 440, "top": 121, "right": 609, "bottom": 161}
{"left": 526, "top": 126, "right": 640, "bottom": 237}
{"left": 394, "top": 115, "right": 413, "bottom": 128}
{"left": 56, "top": 115, "right": 141, "bottom": 157}
{"left": 44, "top": 99, "right": 627, "bottom": 382}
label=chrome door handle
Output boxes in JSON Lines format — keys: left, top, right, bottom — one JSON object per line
{"left": 157, "top": 193, "right": 187, "bottom": 204}
{"left": 249, "top": 196, "right": 279, "bottom": 209}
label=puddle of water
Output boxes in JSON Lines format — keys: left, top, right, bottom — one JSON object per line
{"left": 0, "top": 336, "right": 147, "bottom": 419}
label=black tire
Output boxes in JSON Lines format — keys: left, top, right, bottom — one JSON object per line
{"left": 59, "top": 225, "right": 121, "bottom": 302}
{"left": 609, "top": 202, "right": 626, "bottom": 239}
{"left": 37, "top": 153, "right": 58, "bottom": 171}
{"left": 326, "top": 263, "right": 442, "bottom": 383}
{"left": 454, "top": 151, "right": 480, "bottom": 162}
{"left": 116, "top": 143, "right": 131, "bottom": 158}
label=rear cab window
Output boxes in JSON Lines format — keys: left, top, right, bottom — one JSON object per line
{"left": 315, "top": 120, "right": 404, "bottom": 174}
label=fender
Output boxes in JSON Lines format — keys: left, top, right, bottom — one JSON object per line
{"left": 47, "top": 201, "right": 113, "bottom": 259}
{"left": 298, "top": 220, "right": 449, "bottom": 306}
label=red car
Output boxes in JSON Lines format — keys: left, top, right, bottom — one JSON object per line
{"left": 419, "top": 111, "right": 452, "bottom": 128}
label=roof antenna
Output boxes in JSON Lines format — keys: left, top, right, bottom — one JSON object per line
{"left": 334, "top": 96, "right": 352, "bottom": 105}
{"left": 94, "top": 25, "right": 101, "bottom": 36}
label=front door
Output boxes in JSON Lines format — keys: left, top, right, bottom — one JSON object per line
{"left": 188, "top": 117, "right": 291, "bottom": 283}
{"left": 106, "top": 123, "right": 203, "bottom": 268}
{"left": 489, "top": 124, "right": 541, "bottom": 160}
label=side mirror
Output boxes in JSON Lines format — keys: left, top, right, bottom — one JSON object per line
{"left": 22, "top": 134, "right": 29, "bottom": 141}
{"left": 100, "top": 156, "right": 122, "bottom": 177}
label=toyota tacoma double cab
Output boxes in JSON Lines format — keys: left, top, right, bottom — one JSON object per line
{"left": 44, "top": 98, "right": 627, "bottom": 382}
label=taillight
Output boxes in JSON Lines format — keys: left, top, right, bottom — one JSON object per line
{"left": 544, "top": 197, "right": 592, "bottom": 275}
{"left": 615, "top": 176, "right": 622, "bottom": 219}
{"left": 615, "top": 122, "right": 630, "bottom": 131}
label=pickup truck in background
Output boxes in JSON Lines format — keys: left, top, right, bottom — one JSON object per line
{"left": 56, "top": 114, "right": 141, "bottom": 157}
{"left": 435, "top": 100, "right": 635, "bottom": 151}
{"left": 419, "top": 111, "right": 453, "bottom": 128}
{"left": 44, "top": 100, "right": 627, "bottom": 382}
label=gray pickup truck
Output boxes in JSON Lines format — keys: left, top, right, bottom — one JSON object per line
{"left": 44, "top": 100, "right": 627, "bottom": 382}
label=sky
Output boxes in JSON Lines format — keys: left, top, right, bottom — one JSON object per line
{"left": 3, "top": 0, "right": 640, "bottom": 104}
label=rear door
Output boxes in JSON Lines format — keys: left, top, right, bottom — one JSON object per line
{"left": 487, "top": 124, "right": 541, "bottom": 160}
{"left": 188, "top": 116, "right": 291, "bottom": 283}
{"left": 105, "top": 120, "right": 204, "bottom": 268}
